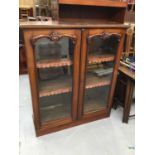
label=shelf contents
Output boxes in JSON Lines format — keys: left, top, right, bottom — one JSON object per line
{"left": 92, "top": 68, "right": 113, "bottom": 76}
{"left": 121, "top": 55, "right": 135, "bottom": 71}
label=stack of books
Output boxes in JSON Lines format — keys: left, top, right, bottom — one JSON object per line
{"left": 120, "top": 56, "right": 135, "bottom": 71}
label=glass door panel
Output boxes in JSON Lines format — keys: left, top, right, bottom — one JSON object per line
{"left": 84, "top": 62, "right": 114, "bottom": 113}
{"left": 33, "top": 36, "right": 75, "bottom": 123}
{"left": 83, "top": 32, "right": 121, "bottom": 114}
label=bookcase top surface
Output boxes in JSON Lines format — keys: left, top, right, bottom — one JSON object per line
{"left": 20, "top": 19, "right": 129, "bottom": 29}
{"left": 59, "top": 0, "right": 127, "bottom": 8}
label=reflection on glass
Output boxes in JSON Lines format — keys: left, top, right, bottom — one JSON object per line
{"left": 84, "top": 62, "right": 114, "bottom": 113}
{"left": 84, "top": 33, "right": 120, "bottom": 114}
{"left": 39, "top": 93, "right": 71, "bottom": 122}
{"left": 34, "top": 37, "right": 74, "bottom": 123}
{"left": 35, "top": 38, "right": 73, "bottom": 62}
{"left": 88, "top": 34, "right": 120, "bottom": 57}
{"left": 84, "top": 86, "right": 110, "bottom": 113}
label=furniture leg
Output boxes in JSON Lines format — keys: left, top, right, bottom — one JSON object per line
{"left": 123, "top": 79, "right": 134, "bottom": 123}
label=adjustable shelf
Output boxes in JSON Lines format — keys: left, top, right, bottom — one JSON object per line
{"left": 36, "top": 58, "right": 72, "bottom": 68}
{"left": 35, "top": 55, "right": 114, "bottom": 74}
{"left": 36, "top": 54, "right": 114, "bottom": 69}
{"left": 86, "top": 74, "right": 111, "bottom": 89}
{"left": 39, "top": 76, "right": 72, "bottom": 97}
{"left": 39, "top": 73, "right": 111, "bottom": 98}
{"left": 40, "top": 77, "right": 110, "bottom": 122}
{"left": 88, "top": 54, "right": 115, "bottom": 64}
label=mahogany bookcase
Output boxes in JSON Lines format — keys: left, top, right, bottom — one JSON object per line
{"left": 20, "top": 0, "right": 128, "bottom": 136}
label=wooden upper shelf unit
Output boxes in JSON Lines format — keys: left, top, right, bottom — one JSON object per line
{"left": 59, "top": 0, "right": 127, "bottom": 23}
{"left": 59, "top": 0, "right": 127, "bottom": 8}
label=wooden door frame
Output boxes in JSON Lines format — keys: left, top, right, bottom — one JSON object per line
{"left": 23, "top": 29, "right": 81, "bottom": 132}
{"left": 78, "top": 28, "right": 125, "bottom": 119}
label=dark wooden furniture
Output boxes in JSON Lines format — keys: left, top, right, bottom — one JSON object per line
{"left": 125, "top": 0, "right": 135, "bottom": 23}
{"left": 20, "top": 0, "right": 128, "bottom": 136}
{"left": 113, "top": 65, "right": 135, "bottom": 123}
{"left": 123, "top": 25, "right": 135, "bottom": 56}
{"left": 19, "top": 28, "right": 28, "bottom": 74}
{"left": 19, "top": 6, "right": 33, "bottom": 74}
{"left": 19, "top": 7, "right": 33, "bottom": 19}
{"left": 113, "top": 20, "right": 135, "bottom": 119}
{"left": 59, "top": 0, "right": 127, "bottom": 23}
{"left": 19, "top": 45, "right": 27, "bottom": 74}
{"left": 120, "top": 65, "right": 135, "bottom": 123}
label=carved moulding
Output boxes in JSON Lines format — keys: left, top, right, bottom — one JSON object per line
{"left": 31, "top": 31, "right": 77, "bottom": 45}
{"left": 87, "top": 32, "right": 121, "bottom": 43}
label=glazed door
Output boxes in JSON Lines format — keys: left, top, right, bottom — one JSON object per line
{"left": 24, "top": 29, "right": 81, "bottom": 128}
{"left": 78, "top": 29, "right": 124, "bottom": 119}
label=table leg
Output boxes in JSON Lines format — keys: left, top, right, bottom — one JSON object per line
{"left": 123, "top": 79, "right": 134, "bottom": 123}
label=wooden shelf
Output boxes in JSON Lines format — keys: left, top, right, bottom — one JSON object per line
{"left": 59, "top": 0, "right": 127, "bottom": 8}
{"left": 119, "top": 65, "right": 135, "bottom": 80}
{"left": 86, "top": 74, "right": 111, "bottom": 89}
{"left": 88, "top": 54, "right": 115, "bottom": 64}
{"left": 36, "top": 55, "right": 114, "bottom": 69}
{"left": 122, "top": 51, "right": 134, "bottom": 55}
{"left": 39, "top": 74, "right": 111, "bottom": 98}
{"left": 39, "top": 75, "right": 72, "bottom": 97}
{"left": 36, "top": 58, "right": 72, "bottom": 68}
